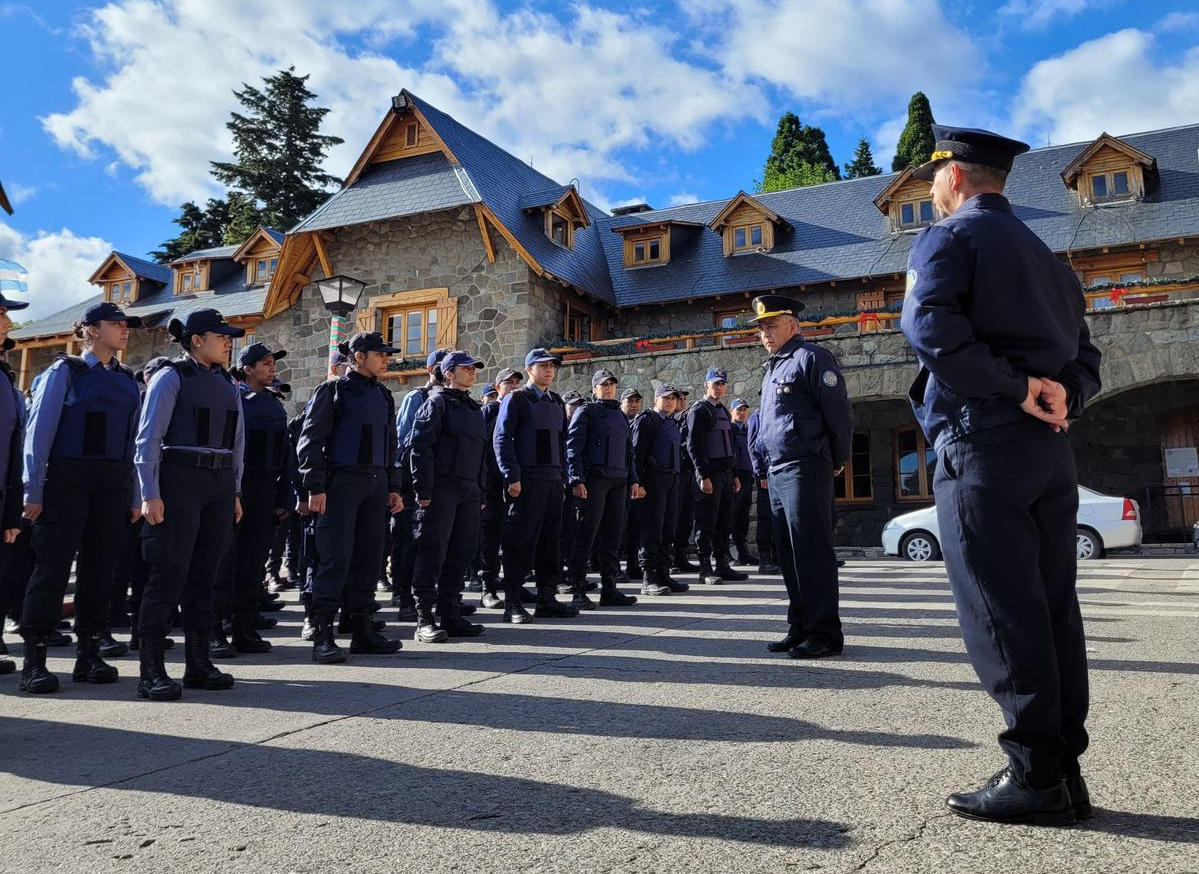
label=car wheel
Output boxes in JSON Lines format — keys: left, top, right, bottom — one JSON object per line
{"left": 899, "top": 531, "right": 941, "bottom": 562}
{"left": 1076, "top": 528, "right": 1103, "bottom": 561}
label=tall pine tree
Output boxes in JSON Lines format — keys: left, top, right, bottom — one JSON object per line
{"left": 892, "top": 92, "right": 936, "bottom": 171}
{"left": 211, "top": 66, "right": 344, "bottom": 231}
{"left": 152, "top": 198, "right": 230, "bottom": 262}
{"left": 756, "top": 111, "right": 841, "bottom": 193}
{"left": 844, "top": 137, "right": 882, "bottom": 178}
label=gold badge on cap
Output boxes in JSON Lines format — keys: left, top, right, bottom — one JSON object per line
{"left": 754, "top": 299, "right": 767, "bottom": 316}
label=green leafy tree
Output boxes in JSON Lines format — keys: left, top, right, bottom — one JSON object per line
{"left": 892, "top": 92, "right": 936, "bottom": 171}
{"left": 223, "top": 191, "right": 266, "bottom": 246}
{"left": 153, "top": 198, "right": 230, "bottom": 263}
{"left": 844, "top": 136, "right": 882, "bottom": 178}
{"left": 210, "top": 66, "right": 344, "bottom": 231}
{"left": 756, "top": 111, "right": 841, "bottom": 193}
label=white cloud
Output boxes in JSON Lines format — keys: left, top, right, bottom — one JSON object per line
{"left": 1012, "top": 29, "right": 1199, "bottom": 145}
{"left": 42, "top": 0, "right": 765, "bottom": 206}
{"left": 668, "top": 192, "right": 700, "bottom": 206}
{"left": 5, "top": 183, "right": 37, "bottom": 205}
{"left": 0, "top": 223, "right": 113, "bottom": 320}
{"left": 712, "top": 0, "right": 984, "bottom": 110}
{"left": 998, "top": 0, "right": 1120, "bottom": 30}
{"left": 1158, "top": 11, "right": 1199, "bottom": 32}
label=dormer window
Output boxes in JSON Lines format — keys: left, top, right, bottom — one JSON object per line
{"left": 708, "top": 191, "right": 787, "bottom": 256}
{"left": 108, "top": 280, "right": 133, "bottom": 303}
{"left": 173, "top": 261, "right": 207, "bottom": 294}
{"left": 1061, "top": 132, "right": 1156, "bottom": 206}
{"left": 899, "top": 198, "right": 935, "bottom": 229}
{"left": 253, "top": 257, "right": 278, "bottom": 285}
{"left": 547, "top": 210, "right": 572, "bottom": 248}
{"left": 519, "top": 186, "right": 590, "bottom": 251}
{"left": 628, "top": 232, "right": 665, "bottom": 266}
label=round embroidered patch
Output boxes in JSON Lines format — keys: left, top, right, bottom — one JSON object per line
{"left": 822, "top": 371, "right": 838, "bottom": 387}
{"left": 905, "top": 268, "right": 918, "bottom": 293}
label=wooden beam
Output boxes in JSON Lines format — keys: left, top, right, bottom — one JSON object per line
{"left": 316, "top": 231, "right": 336, "bottom": 242}
{"left": 312, "top": 234, "right": 333, "bottom": 279}
{"left": 292, "top": 273, "right": 311, "bottom": 287}
{"left": 476, "top": 202, "right": 546, "bottom": 279}
{"left": 18, "top": 346, "right": 29, "bottom": 393}
{"left": 473, "top": 204, "right": 496, "bottom": 264}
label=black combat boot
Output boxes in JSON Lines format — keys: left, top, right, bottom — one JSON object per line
{"left": 696, "top": 551, "right": 723, "bottom": 586}
{"left": 183, "top": 630, "right": 235, "bottom": 689}
{"left": 715, "top": 544, "right": 749, "bottom": 581}
{"left": 659, "top": 566, "right": 688, "bottom": 593}
{"left": 534, "top": 584, "right": 579, "bottom": 618}
{"left": 72, "top": 631, "right": 119, "bottom": 683}
{"left": 311, "top": 607, "right": 345, "bottom": 663}
{"left": 19, "top": 634, "right": 59, "bottom": 693}
{"left": 599, "top": 577, "right": 638, "bottom": 607}
{"left": 501, "top": 578, "right": 533, "bottom": 623}
{"left": 440, "top": 600, "right": 484, "bottom": 638}
{"left": 348, "top": 612, "right": 402, "bottom": 654}
{"left": 97, "top": 631, "right": 129, "bottom": 658}
{"left": 231, "top": 612, "right": 272, "bottom": 653}
{"left": 672, "top": 549, "right": 698, "bottom": 573}
{"left": 758, "top": 547, "right": 780, "bottom": 575}
{"left": 639, "top": 565, "right": 671, "bottom": 596}
{"left": 391, "top": 592, "right": 418, "bottom": 622}
{"left": 480, "top": 582, "right": 504, "bottom": 609}
{"left": 569, "top": 573, "right": 596, "bottom": 611}
{"left": 0, "top": 656, "right": 13, "bottom": 674}
{"left": 137, "top": 636, "right": 182, "bottom": 700}
{"left": 209, "top": 618, "right": 237, "bottom": 659}
{"left": 414, "top": 601, "right": 448, "bottom": 643}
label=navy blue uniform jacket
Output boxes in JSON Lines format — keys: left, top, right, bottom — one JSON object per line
{"left": 757, "top": 336, "right": 853, "bottom": 470}
{"left": 900, "top": 193, "right": 1102, "bottom": 450}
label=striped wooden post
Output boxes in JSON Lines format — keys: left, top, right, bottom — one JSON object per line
{"left": 328, "top": 313, "right": 350, "bottom": 375}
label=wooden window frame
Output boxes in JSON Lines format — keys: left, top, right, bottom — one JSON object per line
{"left": 713, "top": 307, "right": 746, "bottom": 330}
{"left": 835, "top": 430, "right": 874, "bottom": 504}
{"left": 174, "top": 262, "right": 208, "bottom": 295}
{"left": 624, "top": 231, "right": 668, "bottom": 268}
{"left": 229, "top": 330, "right": 255, "bottom": 368}
{"left": 894, "top": 425, "right": 936, "bottom": 502}
{"left": 355, "top": 288, "right": 457, "bottom": 364}
{"left": 250, "top": 256, "right": 278, "bottom": 286}
{"left": 1089, "top": 169, "right": 1132, "bottom": 202}
{"left": 728, "top": 221, "right": 766, "bottom": 254}
{"left": 898, "top": 197, "right": 935, "bottom": 230}
{"left": 546, "top": 208, "right": 574, "bottom": 249}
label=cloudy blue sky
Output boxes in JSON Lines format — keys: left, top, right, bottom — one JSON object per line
{"left": 2, "top": 0, "right": 1198, "bottom": 319}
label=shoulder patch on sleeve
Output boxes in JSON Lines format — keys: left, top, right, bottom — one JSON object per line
{"left": 822, "top": 371, "right": 839, "bottom": 388}
{"left": 905, "top": 269, "right": 918, "bottom": 294}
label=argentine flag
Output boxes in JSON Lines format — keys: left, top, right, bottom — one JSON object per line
{"left": 0, "top": 259, "right": 28, "bottom": 295}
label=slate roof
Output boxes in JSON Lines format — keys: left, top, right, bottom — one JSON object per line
{"left": 13, "top": 251, "right": 268, "bottom": 341}
{"left": 595, "top": 124, "right": 1199, "bottom": 306}
{"left": 171, "top": 243, "right": 240, "bottom": 263}
{"left": 292, "top": 151, "right": 476, "bottom": 233}
{"left": 517, "top": 186, "right": 572, "bottom": 211}
{"left": 115, "top": 252, "right": 172, "bottom": 286}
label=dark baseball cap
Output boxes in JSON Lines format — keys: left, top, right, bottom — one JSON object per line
{"left": 427, "top": 348, "right": 448, "bottom": 368}
{"left": 139, "top": 355, "right": 172, "bottom": 384}
{"left": 592, "top": 368, "right": 618, "bottom": 386}
{"left": 481, "top": 383, "right": 498, "bottom": 397}
{"left": 730, "top": 398, "right": 748, "bottom": 409}
{"left": 238, "top": 342, "right": 287, "bottom": 368}
{"left": 620, "top": 387, "right": 642, "bottom": 400}
{"left": 83, "top": 301, "right": 143, "bottom": 328}
{"left": 655, "top": 384, "right": 682, "bottom": 398}
{"left": 525, "top": 347, "right": 562, "bottom": 367}
{"left": 495, "top": 367, "right": 524, "bottom": 384}
{"left": 339, "top": 331, "right": 400, "bottom": 356}
{"left": 562, "top": 390, "right": 584, "bottom": 405}
{"left": 268, "top": 378, "right": 291, "bottom": 396}
{"left": 441, "top": 350, "right": 485, "bottom": 372}
{"left": 330, "top": 349, "right": 349, "bottom": 368}
{"left": 705, "top": 367, "right": 728, "bottom": 383}
{"left": 170, "top": 308, "right": 245, "bottom": 338}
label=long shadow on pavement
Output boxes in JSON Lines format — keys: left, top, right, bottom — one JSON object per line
{"left": 0, "top": 717, "right": 853, "bottom": 849}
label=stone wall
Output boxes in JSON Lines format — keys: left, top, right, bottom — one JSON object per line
{"left": 616, "top": 286, "right": 858, "bottom": 339}
{"left": 1144, "top": 242, "right": 1199, "bottom": 280}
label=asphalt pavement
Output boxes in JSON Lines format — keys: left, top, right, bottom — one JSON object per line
{"left": 1, "top": 558, "right": 1196, "bottom": 873}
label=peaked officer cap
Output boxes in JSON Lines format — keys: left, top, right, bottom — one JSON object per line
{"left": 912, "top": 124, "right": 1030, "bottom": 181}
{"left": 748, "top": 295, "right": 805, "bottom": 322}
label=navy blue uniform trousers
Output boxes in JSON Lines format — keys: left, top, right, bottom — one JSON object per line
{"left": 755, "top": 480, "right": 774, "bottom": 558}
{"left": 22, "top": 459, "right": 133, "bottom": 633}
{"left": 568, "top": 473, "right": 628, "bottom": 580}
{"left": 502, "top": 477, "right": 563, "bottom": 599}
{"left": 768, "top": 458, "right": 841, "bottom": 646}
{"left": 637, "top": 470, "right": 678, "bottom": 573}
{"left": 140, "top": 463, "right": 235, "bottom": 638}
{"left": 479, "top": 491, "right": 505, "bottom": 587}
{"left": 311, "top": 468, "right": 388, "bottom": 613}
{"left": 693, "top": 467, "right": 735, "bottom": 560}
{"left": 412, "top": 477, "right": 482, "bottom": 612}
{"left": 215, "top": 470, "right": 279, "bottom": 616}
{"left": 934, "top": 419, "right": 1087, "bottom": 788}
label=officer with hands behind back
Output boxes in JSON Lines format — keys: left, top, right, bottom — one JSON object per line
{"left": 298, "top": 331, "right": 405, "bottom": 664}
{"left": 900, "top": 125, "right": 1102, "bottom": 826}
{"left": 750, "top": 295, "right": 852, "bottom": 661}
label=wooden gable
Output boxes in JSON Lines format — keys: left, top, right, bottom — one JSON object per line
{"left": 709, "top": 192, "right": 787, "bottom": 257}
{"left": 87, "top": 253, "right": 141, "bottom": 304}
{"left": 872, "top": 167, "right": 935, "bottom": 232}
{"left": 342, "top": 94, "right": 460, "bottom": 189}
{"left": 88, "top": 253, "right": 134, "bottom": 285}
{"left": 231, "top": 227, "right": 283, "bottom": 263}
{"left": 1061, "top": 133, "right": 1156, "bottom": 188}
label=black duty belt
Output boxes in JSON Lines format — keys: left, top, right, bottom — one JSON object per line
{"left": 163, "top": 448, "right": 234, "bottom": 470}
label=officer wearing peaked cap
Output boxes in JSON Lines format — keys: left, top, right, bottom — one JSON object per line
{"left": 686, "top": 366, "right": 746, "bottom": 585}
{"left": 298, "top": 331, "right": 405, "bottom": 664}
{"left": 408, "top": 350, "right": 489, "bottom": 642}
{"left": 751, "top": 294, "right": 852, "bottom": 660}
{"left": 134, "top": 308, "right": 246, "bottom": 700}
{"left": 901, "top": 124, "right": 1102, "bottom": 825}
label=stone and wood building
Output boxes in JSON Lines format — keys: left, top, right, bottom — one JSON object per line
{"left": 12, "top": 92, "right": 1199, "bottom": 546}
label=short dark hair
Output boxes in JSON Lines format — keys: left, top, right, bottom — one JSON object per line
{"left": 950, "top": 160, "right": 1008, "bottom": 191}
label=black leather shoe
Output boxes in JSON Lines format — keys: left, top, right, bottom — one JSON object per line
{"left": 767, "top": 628, "right": 806, "bottom": 653}
{"left": 253, "top": 612, "right": 278, "bottom": 630}
{"left": 481, "top": 592, "right": 504, "bottom": 609}
{"left": 183, "top": 633, "right": 235, "bottom": 690}
{"left": 97, "top": 631, "right": 129, "bottom": 658}
{"left": 137, "top": 637, "right": 181, "bottom": 701}
{"left": 572, "top": 592, "right": 596, "bottom": 611}
{"left": 599, "top": 586, "right": 638, "bottom": 607}
{"left": 19, "top": 636, "right": 59, "bottom": 694}
{"left": 443, "top": 616, "right": 485, "bottom": 637}
{"left": 348, "top": 613, "right": 403, "bottom": 654}
{"left": 534, "top": 597, "right": 578, "bottom": 618}
{"left": 0, "top": 656, "right": 14, "bottom": 674}
{"left": 502, "top": 604, "right": 532, "bottom": 624}
{"left": 787, "top": 639, "right": 842, "bottom": 659}
{"left": 231, "top": 613, "right": 272, "bottom": 654}
{"left": 311, "top": 619, "right": 346, "bottom": 663}
{"left": 1065, "top": 773, "right": 1092, "bottom": 820}
{"left": 758, "top": 562, "right": 781, "bottom": 574}
{"left": 715, "top": 565, "right": 749, "bottom": 582}
{"left": 414, "top": 621, "right": 448, "bottom": 643}
{"left": 947, "top": 767, "right": 1076, "bottom": 826}
{"left": 72, "top": 633, "right": 119, "bottom": 684}
{"left": 672, "top": 556, "right": 698, "bottom": 573}
{"left": 210, "top": 627, "right": 237, "bottom": 659}
{"left": 45, "top": 629, "right": 73, "bottom": 647}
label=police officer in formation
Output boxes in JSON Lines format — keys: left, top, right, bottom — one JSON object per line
{"left": 0, "top": 302, "right": 27, "bottom": 679}
{"left": 618, "top": 387, "right": 643, "bottom": 578}
{"left": 298, "top": 331, "right": 404, "bottom": 664}
{"left": 213, "top": 342, "right": 294, "bottom": 656}
{"left": 686, "top": 367, "right": 747, "bottom": 586}
{"left": 16, "top": 302, "right": 141, "bottom": 693}
{"left": 630, "top": 385, "right": 687, "bottom": 597}
{"left": 479, "top": 367, "right": 524, "bottom": 610}
{"left": 747, "top": 407, "right": 778, "bottom": 574}
{"left": 728, "top": 398, "right": 758, "bottom": 566}
{"left": 750, "top": 295, "right": 852, "bottom": 661}
{"left": 492, "top": 347, "right": 578, "bottom": 623}
{"left": 558, "top": 389, "right": 585, "bottom": 582}
{"left": 135, "top": 308, "right": 246, "bottom": 700}
{"left": 408, "top": 350, "right": 488, "bottom": 642}
{"left": 670, "top": 389, "right": 698, "bottom": 573}
{"left": 564, "top": 369, "right": 641, "bottom": 610}
{"left": 901, "top": 125, "right": 1102, "bottom": 826}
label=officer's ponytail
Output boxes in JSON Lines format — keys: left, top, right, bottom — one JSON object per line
{"left": 167, "top": 318, "right": 193, "bottom": 350}
{"left": 72, "top": 319, "right": 100, "bottom": 347}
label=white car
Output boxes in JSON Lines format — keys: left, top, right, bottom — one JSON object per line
{"left": 881, "top": 486, "right": 1142, "bottom": 562}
